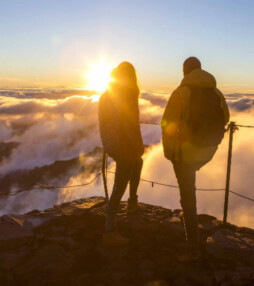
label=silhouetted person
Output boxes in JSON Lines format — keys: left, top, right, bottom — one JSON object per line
{"left": 98, "top": 62, "right": 144, "bottom": 246}
{"left": 161, "top": 57, "right": 229, "bottom": 257}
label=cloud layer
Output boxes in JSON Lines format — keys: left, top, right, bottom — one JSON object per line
{"left": 1, "top": 89, "right": 254, "bottom": 228}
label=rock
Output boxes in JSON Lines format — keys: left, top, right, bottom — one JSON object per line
{"left": 155, "top": 255, "right": 172, "bottom": 267}
{"left": 220, "top": 282, "right": 233, "bottom": 286}
{"left": 171, "top": 277, "right": 192, "bottom": 286}
{"left": 0, "top": 249, "right": 31, "bottom": 270}
{"left": 71, "top": 273, "right": 94, "bottom": 286}
{"left": 168, "top": 217, "right": 182, "bottom": 224}
{"left": 207, "top": 228, "right": 254, "bottom": 285}
{"left": 198, "top": 214, "right": 217, "bottom": 223}
{"left": 172, "top": 209, "right": 182, "bottom": 217}
{"left": 198, "top": 220, "right": 220, "bottom": 234}
{"left": 111, "top": 271, "right": 128, "bottom": 282}
{"left": 228, "top": 267, "right": 254, "bottom": 286}
{"left": 237, "top": 226, "right": 254, "bottom": 235}
{"left": 139, "top": 269, "right": 155, "bottom": 281}
{"left": 214, "top": 269, "right": 227, "bottom": 284}
{"left": 138, "top": 259, "right": 156, "bottom": 270}
{"left": 2, "top": 214, "right": 34, "bottom": 230}
{"left": 54, "top": 196, "right": 105, "bottom": 216}
{"left": 97, "top": 243, "right": 129, "bottom": 261}
{"left": 145, "top": 280, "right": 169, "bottom": 286}
{"left": 13, "top": 244, "right": 74, "bottom": 286}
{"left": 45, "top": 236, "right": 80, "bottom": 250}
{"left": 25, "top": 206, "right": 63, "bottom": 228}
{"left": 0, "top": 217, "right": 34, "bottom": 250}
{"left": 0, "top": 196, "right": 254, "bottom": 286}
{"left": 161, "top": 216, "right": 185, "bottom": 238}
{"left": 206, "top": 229, "right": 254, "bottom": 263}
{"left": 47, "top": 224, "right": 66, "bottom": 236}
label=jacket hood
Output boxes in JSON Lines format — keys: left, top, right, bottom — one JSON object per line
{"left": 180, "top": 68, "right": 216, "bottom": 88}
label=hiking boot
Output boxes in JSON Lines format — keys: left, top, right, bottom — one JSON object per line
{"left": 127, "top": 198, "right": 139, "bottom": 213}
{"left": 102, "top": 231, "right": 129, "bottom": 246}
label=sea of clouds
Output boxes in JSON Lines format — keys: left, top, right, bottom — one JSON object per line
{"left": 0, "top": 89, "right": 254, "bottom": 228}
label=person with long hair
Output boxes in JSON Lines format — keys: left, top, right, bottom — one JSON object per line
{"left": 98, "top": 62, "right": 144, "bottom": 246}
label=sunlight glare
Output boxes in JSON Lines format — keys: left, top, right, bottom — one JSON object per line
{"left": 86, "top": 61, "right": 113, "bottom": 92}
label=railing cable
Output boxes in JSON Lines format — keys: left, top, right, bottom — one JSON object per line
{"left": 236, "top": 124, "right": 254, "bottom": 128}
{"left": 107, "top": 170, "right": 226, "bottom": 192}
{"left": 0, "top": 172, "right": 102, "bottom": 196}
{"left": 140, "top": 121, "right": 160, "bottom": 125}
{"left": 229, "top": 190, "right": 254, "bottom": 202}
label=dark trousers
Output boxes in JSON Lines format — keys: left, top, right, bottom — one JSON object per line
{"left": 173, "top": 161, "right": 205, "bottom": 245}
{"left": 105, "top": 157, "right": 143, "bottom": 232}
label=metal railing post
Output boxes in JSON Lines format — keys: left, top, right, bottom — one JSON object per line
{"left": 223, "top": 121, "right": 236, "bottom": 225}
{"left": 102, "top": 151, "right": 109, "bottom": 202}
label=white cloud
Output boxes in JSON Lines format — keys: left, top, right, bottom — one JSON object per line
{"left": 1, "top": 89, "right": 254, "bottom": 229}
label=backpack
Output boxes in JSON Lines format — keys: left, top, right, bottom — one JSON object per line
{"left": 185, "top": 85, "right": 225, "bottom": 147}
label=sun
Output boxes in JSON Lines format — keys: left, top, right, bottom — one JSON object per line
{"left": 85, "top": 61, "right": 113, "bottom": 92}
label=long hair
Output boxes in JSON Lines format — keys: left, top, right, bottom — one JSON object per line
{"left": 108, "top": 62, "right": 140, "bottom": 98}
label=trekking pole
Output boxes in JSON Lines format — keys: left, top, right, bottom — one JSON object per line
{"left": 223, "top": 121, "right": 238, "bottom": 225}
{"left": 102, "top": 151, "right": 109, "bottom": 202}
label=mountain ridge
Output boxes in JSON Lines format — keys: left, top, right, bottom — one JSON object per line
{"left": 0, "top": 147, "right": 103, "bottom": 194}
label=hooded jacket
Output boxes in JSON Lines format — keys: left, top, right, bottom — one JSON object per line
{"left": 161, "top": 68, "right": 230, "bottom": 163}
{"left": 98, "top": 89, "right": 144, "bottom": 161}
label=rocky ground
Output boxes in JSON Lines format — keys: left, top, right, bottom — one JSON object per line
{"left": 0, "top": 196, "right": 254, "bottom": 286}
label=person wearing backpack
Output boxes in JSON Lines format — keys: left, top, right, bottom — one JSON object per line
{"left": 161, "top": 57, "right": 229, "bottom": 258}
{"left": 98, "top": 62, "right": 144, "bottom": 246}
